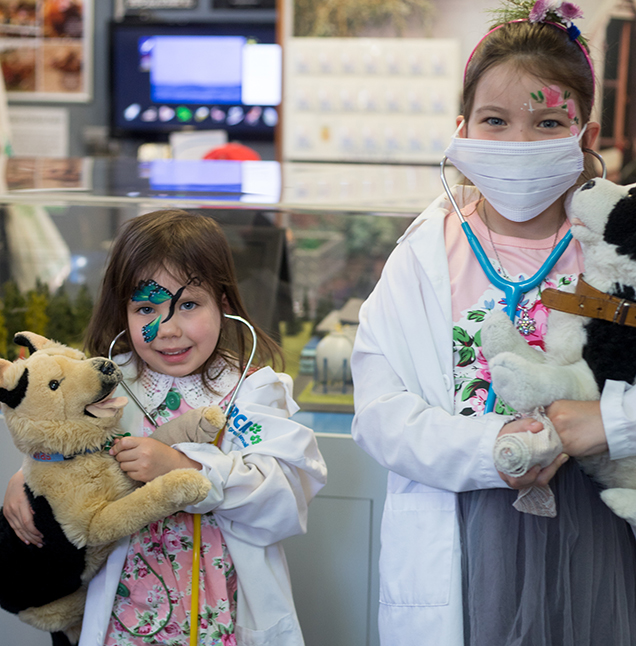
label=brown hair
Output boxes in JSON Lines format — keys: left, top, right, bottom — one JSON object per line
{"left": 463, "top": 20, "right": 598, "bottom": 179}
{"left": 463, "top": 21, "right": 595, "bottom": 125}
{"left": 84, "top": 209, "right": 283, "bottom": 385}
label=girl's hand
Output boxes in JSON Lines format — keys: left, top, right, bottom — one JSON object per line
{"left": 546, "top": 399, "right": 608, "bottom": 457}
{"left": 110, "top": 436, "right": 202, "bottom": 482}
{"left": 3, "top": 470, "right": 43, "bottom": 547}
{"left": 496, "top": 417, "right": 569, "bottom": 489}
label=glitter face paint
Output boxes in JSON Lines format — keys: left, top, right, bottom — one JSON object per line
{"left": 524, "top": 85, "right": 581, "bottom": 135}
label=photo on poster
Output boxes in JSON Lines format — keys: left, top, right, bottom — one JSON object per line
{"left": 42, "top": 42, "right": 82, "bottom": 92}
{"left": 43, "top": 0, "right": 83, "bottom": 39}
{"left": 0, "top": 0, "right": 37, "bottom": 31}
{"left": 0, "top": 0, "right": 91, "bottom": 101}
{"left": 0, "top": 45, "right": 36, "bottom": 92}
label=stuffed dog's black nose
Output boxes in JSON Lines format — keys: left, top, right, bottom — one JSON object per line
{"left": 97, "top": 360, "right": 116, "bottom": 376}
{"left": 581, "top": 180, "right": 596, "bottom": 191}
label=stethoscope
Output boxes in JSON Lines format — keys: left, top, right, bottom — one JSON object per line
{"left": 107, "top": 312, "right": 257, "bottom": 646}
{"left": 440, "top": 149, "right": 606, "bottom": 413}
{"left": 107, "top": 312, "right": 257, "bottom": 428}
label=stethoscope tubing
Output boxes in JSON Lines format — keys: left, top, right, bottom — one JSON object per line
{"left": 107, "top": 312, "right": 257, "bottom": 427}
{"left": 107, "top": 313, "right": 257, "bottom": 644}
{"left": 440, "top": 149, "right": 606, "bottom": 413}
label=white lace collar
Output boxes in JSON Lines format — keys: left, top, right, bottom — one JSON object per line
{"left": 139, "top": 357, "right": 239, "bottom": 411}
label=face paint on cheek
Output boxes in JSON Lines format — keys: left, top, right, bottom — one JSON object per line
{"left": 131, "top": 279, "right": 173, "bottom": 344}
{"left": 142, "top": 316, "right": 161, "bottom": 343}
{"left": 130, "top": 277, "right": 200, "bottom": 343}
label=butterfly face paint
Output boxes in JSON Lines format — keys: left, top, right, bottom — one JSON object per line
{"left": 131, "top": 278, "right": 197, "bottom": 342}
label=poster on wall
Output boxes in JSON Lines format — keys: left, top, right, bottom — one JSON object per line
{"left": 0, "top": 0, "right": 92, "bottom": 102}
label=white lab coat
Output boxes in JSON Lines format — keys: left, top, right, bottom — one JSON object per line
{"left": 351, "top": 188, "right": 636, "bottom": 646}
{"left": 79, "top": 361, "right": 327, "bottom": 646}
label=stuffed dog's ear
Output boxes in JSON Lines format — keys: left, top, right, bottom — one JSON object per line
{"left": 14, "top": 331, "right": 49, "bottom": 355}
{"left": 0, "top": 365, "right": 28, "bottom": 408}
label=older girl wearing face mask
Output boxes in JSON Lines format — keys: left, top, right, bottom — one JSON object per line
{"left": 351, "top": 2, "right": 636, "bottom": 645}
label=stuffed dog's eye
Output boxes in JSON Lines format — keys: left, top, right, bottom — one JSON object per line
{"left": 49, "top": 380, "right": 60, "bottom": 391}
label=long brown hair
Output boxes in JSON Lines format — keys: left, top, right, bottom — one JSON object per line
{"left": 84, "top": 209, "right": 283, "bottom": 385}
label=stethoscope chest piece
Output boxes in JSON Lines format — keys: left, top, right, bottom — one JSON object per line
{"left": 107, "top": 313, "right": 257, "bottom": 428}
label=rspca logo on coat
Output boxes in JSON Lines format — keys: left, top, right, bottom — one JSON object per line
{"left": 227, "top": 406, "right": 263, "bottom": 448}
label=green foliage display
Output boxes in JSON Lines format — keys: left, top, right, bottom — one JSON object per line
{"left": 2, "top": 280, "right": 26, "bottom": 360}
{"left": 47, "top": 286, "right": 76, "bottom": 345}
{"left": 312, "top": 294, "right": 335, "bottom": 334}
{"left": 294, "top": 0, "right": 434, "bottom": 37}
{"left": 25, "top": 291, "right": 50, "bottom": 337}
{"left": 73, "top": 284, "right": 94, "bottom": 344}
{"left": 0, "top": 281, "right": 95, "bottom": 357}
{"left": 0, "top": 302, "right": 7, "bottom": 359}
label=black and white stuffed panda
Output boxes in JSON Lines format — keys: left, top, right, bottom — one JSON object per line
{"left": 482, "top": 177, "right": 636, "bottom": 524}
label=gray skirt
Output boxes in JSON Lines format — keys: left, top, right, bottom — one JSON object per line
{"left": 457, "top": 460, "right": 636, "bottom": 646}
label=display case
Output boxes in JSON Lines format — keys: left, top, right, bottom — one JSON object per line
{"left": 0, "top": 156, "right": 458, "bottom": 412}
{"left": 0, "top": 156, "right": 458, "bottom": 646}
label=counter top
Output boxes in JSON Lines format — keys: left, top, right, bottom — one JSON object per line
{"left": 0, "top": 156, "right": 460, "bottom": 215}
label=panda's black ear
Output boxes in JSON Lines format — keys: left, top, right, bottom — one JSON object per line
{"left": 0, "top": 368, "right": 28, "bottom": 409}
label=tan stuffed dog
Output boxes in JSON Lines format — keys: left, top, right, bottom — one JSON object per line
{"left": 0, "top": 331, "right": 226, "bottom": 644}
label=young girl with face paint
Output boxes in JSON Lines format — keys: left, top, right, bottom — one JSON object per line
{"left": 351, "top": 3, "right": 636, "bottom": 645}
{"left": 3, "top": 209, "right": 327, "bottom": 646}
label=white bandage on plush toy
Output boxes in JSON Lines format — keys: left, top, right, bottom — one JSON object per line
{"left": 493, "top": 409, "right": 564, "bottom": 517}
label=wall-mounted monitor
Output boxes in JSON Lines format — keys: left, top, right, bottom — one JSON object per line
{"left": 109, "top": 19, "right": 281, "bottom": 141}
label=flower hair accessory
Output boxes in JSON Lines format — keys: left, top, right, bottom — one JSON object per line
{"left": 501, "top": 0, "right": 586, "bottom": 44}
{"left": 464, "top": 0, "right": 594, "bottom": 96}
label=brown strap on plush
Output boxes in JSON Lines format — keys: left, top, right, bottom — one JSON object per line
{"left": 542, "top": 274, "right": 636, "bottom": 327}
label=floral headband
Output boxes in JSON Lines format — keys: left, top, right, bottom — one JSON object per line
{"left": 464, "top": 0, "right": 594, "bottom": 97}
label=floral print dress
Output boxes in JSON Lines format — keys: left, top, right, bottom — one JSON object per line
{"left": 444, "top": 204, "right": 584, "bottom": 416}
{"left": 104, "top": 367, "right": 238, "bottom": 646}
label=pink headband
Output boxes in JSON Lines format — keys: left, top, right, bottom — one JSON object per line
{"left": 464, "top": 19, "right": 595, "bottom": 101}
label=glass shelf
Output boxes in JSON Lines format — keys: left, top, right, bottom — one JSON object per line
{"left": 0, "top": 156, "right": 458, "bottom": 413}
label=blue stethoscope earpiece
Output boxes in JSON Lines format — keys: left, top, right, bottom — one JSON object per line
{"left": 107, "top": 313, "right": 257, "bottom": 428}
{"left": 440, "top": 149, "right": 606, "bottom": 413}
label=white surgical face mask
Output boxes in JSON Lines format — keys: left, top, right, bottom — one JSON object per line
{"left": 444, "top": 121, "right": 587, "bottom": 222}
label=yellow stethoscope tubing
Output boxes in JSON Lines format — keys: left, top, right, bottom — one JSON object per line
{"left": 189, "top": 315, "right": 256, "bottom": 645}
{"left": 108, "top": 314, "right": 257, "bottom": 644}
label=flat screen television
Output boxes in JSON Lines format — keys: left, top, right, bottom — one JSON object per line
{"left": 109, "top": 20, "right": 281, "bottom": 141}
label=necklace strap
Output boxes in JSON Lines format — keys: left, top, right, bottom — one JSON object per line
{"left": 480, "top": 200, "right": 561, "bottom": 281}
{"left": 542, "top": 276, "right": 636, "bottom": 327}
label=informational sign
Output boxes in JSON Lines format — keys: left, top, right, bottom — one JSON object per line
{"left": 8, "top": 105, "right": 69, "bottom": 157}
{"left": 0, "top": 0, "right": 93, "bottom": 102}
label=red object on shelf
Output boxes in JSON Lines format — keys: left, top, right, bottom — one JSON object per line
{"left": 203, "top": 142, "right": 261, "bottom": 161}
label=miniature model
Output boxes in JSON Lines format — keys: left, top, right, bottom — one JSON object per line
{"left": 3, "top": 209, "right": 327, "bottom": 646}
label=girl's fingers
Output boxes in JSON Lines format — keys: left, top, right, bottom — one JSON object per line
{"left": 499, "top": 453, "right": 569, "bottom": 489}
{"left": 4, "top": 502, "right": 43, "bottom": 546}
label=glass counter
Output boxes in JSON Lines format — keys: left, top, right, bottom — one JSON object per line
{"left": 0, "top": 156, "right": 464, "bottom": 646}
{"left": 0, "top": 156, "right": 459, "bottom": 413}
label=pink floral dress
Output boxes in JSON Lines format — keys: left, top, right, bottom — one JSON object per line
{"left": 104, "top": 376, "right": 237, "bottom": 646}
{"left": 444, "top": 203, "right": 584, "bottom": 416}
